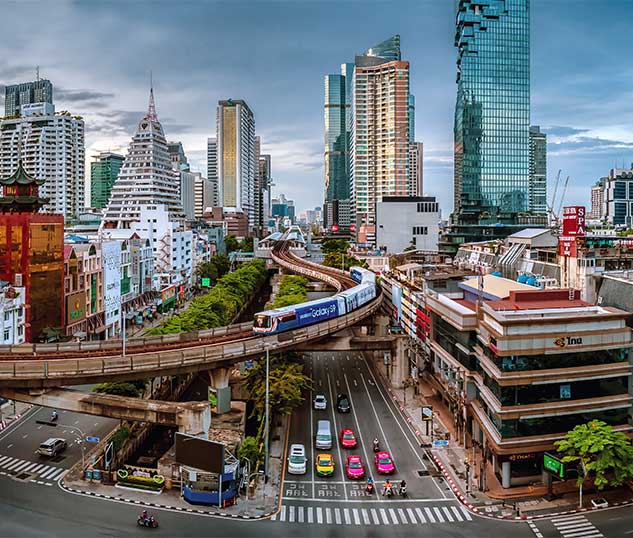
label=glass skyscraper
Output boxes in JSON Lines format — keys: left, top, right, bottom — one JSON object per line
{"left": 454, "top": 0, "right": 531, "bottom": 220}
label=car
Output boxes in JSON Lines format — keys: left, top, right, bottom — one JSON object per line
{"left": 345, "top": 455, "right": 366, "bottom": 479}
{"left": 336, "top": 393, "right": 351, "bottom": 413}
{"left": 339, "top": 428, "right": 357, "bottom": 449}
{"left": 315, "top": 453, "right": 335, "bottom": 477}
{"left": 591, "top": 498, "right": 608, "bottom": 509}
{"left": 374, "top": 451, "right": 395, "bottom": 474}
{"left": 37, "top": 437, "right": 67, "bottom": 457}
{"left": 313, "top": 394, "right": 327, "bottom": 410}
{"left": 287, "top": 444, "right": 307, "bottom": 475}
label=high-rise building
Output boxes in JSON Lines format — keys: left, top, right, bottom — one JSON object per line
{"left": 168, "top": 141, "right": 190, "bottom": 172}
{"left": 207, "top": 137, "right": 219, "bottom": 208}
{"left": 0, "top": 102, "right": 85, "bottom": 219}
{"left": 351, "top": 35, "right": 412, "bottom": 244}
{"left": 254, "top": 136, "right": 272, "bottom": 236}
{"left": 0, "top": 158, "right": 64, "bottom": 342}
{"left": 90, "top": 152, "right": 124, "bottom": 209}
{"left": 589, "top": 178, "right": 606, "bottom": 221}
{"left": 603, "top": 165, "right": 633, "bottom": 226}
{"left": 193, "top": 172, "right": 212, "bottom": 219}
{"left": 216, "top": 99, "right": 256, "bottom": 230}
{"left": 168, "top": 142, "right": 195, "bottom": 220}
{"left": 444, "top": 0, "right": 543, "bottom": 252}
{"left": 100, "top": 89, "right": 192, "bottom": 281}
{"left": 529, "top": 126, "right": 547, "bottom": 214}
{"left": 408, "top": 142, "right": 423, "bottom": 197}
{"left": 4, "top": 78, "right": 53, "bottom": 117}
{"left": 408, "top": 95, "right": 416, "bottom": 142}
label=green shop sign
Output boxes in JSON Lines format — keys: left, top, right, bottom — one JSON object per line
{"left": 201, "top": 277, "right": 211, "bottom": 287}
{"left": 543, "top": 452, "right": 565, "bottom": 479}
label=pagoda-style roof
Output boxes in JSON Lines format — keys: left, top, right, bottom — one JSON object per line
{"left": 1, "top": 159, "right": 46, "bottom": 187}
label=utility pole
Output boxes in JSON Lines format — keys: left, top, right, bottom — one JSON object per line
{"left": 121, "top": 307, "right": 126, "bottom": 357}
{"left": 264, "top": 348, "right": 270, "bottom": 483}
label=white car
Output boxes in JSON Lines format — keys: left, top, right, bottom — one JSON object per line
{"left": 313, "top": 394, "right": 327, "bottom": 410}
{"left": 591, "top": 498, "right": 608, "bottom": 509}
{"left": 287, "top": 444, "right": 307, "bottom": 475}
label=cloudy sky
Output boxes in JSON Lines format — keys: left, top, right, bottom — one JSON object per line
{"left": 1, "top": 0, "right": 632, "bottom": 215}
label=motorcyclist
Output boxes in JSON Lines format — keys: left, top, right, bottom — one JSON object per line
{"left": 366, "top": 476, "right": 374, "bottom": 492}
{"left": 399, "top": 479, "right": 407, "bottom": 496}
{"left": 373, "top": 437, "right": 380, "bottom": 452}
{"left": 51, "top": 410, "right": 58, "bottom": 421}
{"left": 382, "top": 479, "right": 393, "bottom": 496}
{"left": 140, "top": 510, "right": 149, "bottom": 522}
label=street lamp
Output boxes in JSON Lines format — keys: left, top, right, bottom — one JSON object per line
{"left": 465, "top": 458, "right": 471, "bottom": 496}
{"left": 264, "top": 347, "right": 270, "bottom": 483}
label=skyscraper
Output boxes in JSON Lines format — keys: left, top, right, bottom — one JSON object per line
{"left": 529, "top": 126, "right": 547, "bottom": 214}
{"left": 0, "top": 102, "right": 85, "bottom": 219}
{"left": 90, "top": 152, "right": 124, "bottom": 209}
{"left": 100, "top": 89, "right": 192, "bottom": 279}
{"left": 254, "top": 136, "right": 272, "bottom": 236}
{"left": 453, "top": 0, "right": 531, "bottom": 220}
{"left": 207, "top": 137, "right": 219, "bottom": 208}
{"left": 4, "top": 78, "right": 53, "bottom": 116}
{"left": 216, "top": 99, "right": 256, "bottom": 231}
{"left": 351, "top": 35, "right": 412, "bottom": 244}
{"left": 408, "top": 142, "right": 423, "bottom": 197}
{"left": 168, "top": 141, "right": 196, "bottom": 220}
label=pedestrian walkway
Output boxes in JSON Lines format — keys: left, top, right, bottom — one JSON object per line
{"left": 0, "top": 455, "right": 66, "bottom": 485}
{"left": 550, "top": 514, "right": 603, "bottom": 538}
{"left": 271, "top": 502, "right": 473, "bottom": 526}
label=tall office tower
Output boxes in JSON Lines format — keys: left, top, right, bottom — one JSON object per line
{"left": 168, "top": 141, "right": 195, "bottom": 220}
{"left": 351, "top": 35, "right": 412, "bottom": 244}
{"left": 0, "top": 102, "right": 85, "bottom": 219}
{"left": 4, "top": 78, "right": 53, "bottom": 116}
{"left": 193, "top": 172, "right": 212, "bottom": 219}
{"left": 207, "top": 137, "right": 219, "bottom": 208}
{"left": 216, "top": 99, "right": 256, "bottom": 231}
{"left": 408, "top": 142, "right": 423, "bottom": 197}
{"left": 589, "top": 179, "right": 605, "bottom": 220}
{"left": 529, "top": 126, "right": 547, "bottom": 214}
{"left": 453, "top": 0, "right": 531, "bottom": 223}
{"left": 90, "top": 152, "right": 124, "bottom": 209}
{"left": 168, "top": 141, "right": 190, "bottom": 171}
{"left": 324, "top": 63, "right": 353, "bottom": 231}
{"left": 101, "top": 89, "right": 192, "bottom": 278}
{"left": 253, "top": 136, "right": 272, "bottom": 236}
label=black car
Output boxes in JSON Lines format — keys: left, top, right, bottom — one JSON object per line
{"left": 336, "top": 394, "right": 351, "bottom": 413}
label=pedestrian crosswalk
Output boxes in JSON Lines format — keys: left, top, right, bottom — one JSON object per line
{"left": 0, "top": 455, "right": 66, "bottom": 482}
{"left": 550, "top": 514, "right": 603, "bottom": 538}
{"left": 271, "top": 503, "right": 473, "bottom": 525}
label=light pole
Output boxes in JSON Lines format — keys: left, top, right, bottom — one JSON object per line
{"left": 465, "top": 458, "right": 471, "bottom": 496}
{"left": 120, "top": 307, "right": 127, "bottom": 357}
{"left": 264, "top": 347, "right": 270, "bottom": 483}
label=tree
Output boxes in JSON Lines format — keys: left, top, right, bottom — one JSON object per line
{"left": 239, "top": 236, "right": 255, "bottom": 252}
{"left": 320, "top": 238, "right": 349, "bottom": 255}
{"left": 555, "top": 420, "right": 633, "bottom": 490}
{"left": 93, "top": 382, "right": 141, "bottom": 398}
{"left": 237, "top": 436, "right": 263, "bottom": 468}
{"left": 195, "top": 261, "right": 219, "bottom": 284}
{"left": 211, "top": 254, "right": 230, "bottom": 278}
{"left": 322, "top": 251, "right": 368, "bottom": 271}
{"left": 225, "top": 235, "right": 240, "bottom": 253}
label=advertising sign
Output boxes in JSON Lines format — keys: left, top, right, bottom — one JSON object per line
{"left": 161, "top": 285, "right": 176, "bottom": 303}
{"left": 422, "top": 406, "right": 433, "bottom": 421}
{"left": 543, "top": 452, "right": 566, "bottom": 479}
{"left": 102, "top": 241, "right": 122, "bottom": 328}
{"left": 66, "top": 291, "right": 86, "bottom": 325}
{"left": 562, "top": 206, "right": 586, "bottom": 237}
{"left": 201, "top": 278, "right": 211, "bottom": 287}
{"left": 175, "top": 433, "right": 225, "bottom": 474}
{"left": 296, "top": 300, "right": 339, "bottom": 324}
{"left": 558, "top": 237, "right": 577, "bottom": 258}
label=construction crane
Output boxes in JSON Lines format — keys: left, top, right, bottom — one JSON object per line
{"left": 546, "top": 170, "right": 571, "bottom": 227}
{"left": 547, "top": 170, "right": 561, "bottom": 226}
{"left": 556, "top": 175, "right": 571, "bottom": 220}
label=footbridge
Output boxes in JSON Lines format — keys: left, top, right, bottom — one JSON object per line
{"left": 0, "top": 241, "right": 382, "bottom": 389}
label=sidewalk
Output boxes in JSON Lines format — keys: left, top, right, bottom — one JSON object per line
{"left": 368, "top": 358, "right": 633, "bottom": 518}
{"left": 60, "top": 416, "right": 286, "bottom": 519}
{"left": 0, "top": 400, "right": 33, "bottom": 429}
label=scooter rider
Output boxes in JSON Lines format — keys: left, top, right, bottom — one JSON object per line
{"left": 51, "top": 410, "right": 58, "bottom": 421}
{"left": 382, "top": 479, "right": 393, "bottom": 496}
{"left": 366, "top": 476, "right": 374, "bottom": 493}
{"left": 399, "top": 479, "right": 407, "bottom": 496}
{"left": 373, "top": 437, "right": 380, "bottom": 452}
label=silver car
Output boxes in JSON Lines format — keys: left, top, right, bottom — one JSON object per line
{"left": 313, "top": 394, "right": 327, "bottom": 410}
{"left": 38, "top": 437, "right": 67, "bottom": 457}
{"left": 287, "top": 444, "right": 307, "bottom": 475}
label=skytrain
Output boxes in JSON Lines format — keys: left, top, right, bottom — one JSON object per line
{"left": 253, "top": 267, "right": 376, "bottom": 335}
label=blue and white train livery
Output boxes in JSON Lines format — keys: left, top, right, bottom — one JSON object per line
{"left": 253, "top": 266, "right": 377, "bottom": 335}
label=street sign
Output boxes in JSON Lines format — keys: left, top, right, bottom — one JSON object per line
{"left": 86, "top": 436, "right": 100, "bottom": 443}
{"left": 104, "top": 442, "right": 114, "bottom": 470}
{"left": 201, "top": 278, "right": 211, "bottom": 287}
{"left": 421, "top": 406, "right": 433, "bottom": 421}
{"left": 432, "top": 440, "right": 449, "bottom": 448}
{"left": 543, "top": 452, "right": 566, "bottom": 479}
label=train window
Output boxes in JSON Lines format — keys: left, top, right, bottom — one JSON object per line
{"left": 255, "top": 315, "right": 271, "bottom": 328}
{"left": 279, "top": 312, "right": 296, "bottom": 323}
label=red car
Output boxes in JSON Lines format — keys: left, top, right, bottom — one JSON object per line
{"left": 374, "top": 451, "right": 395, "bottom": 474}
{"left": 345, "top": 455, "right": 365, "bottom": 479}
{"left": 339, "top": 428, "right": 357, "bottom": 449}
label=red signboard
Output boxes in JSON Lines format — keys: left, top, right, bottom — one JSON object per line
{"left": 558, "top": 237, "right": 577, "bottom": 258}
{"left": 562, "top": 206, "right": 586, "bottom": 237}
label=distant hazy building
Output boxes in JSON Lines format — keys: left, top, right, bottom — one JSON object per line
{"left": 4, "top": 78, "right": 53, "bottom": 116}
{"left": 408, "top": 142, "right": 423, "bottom": 197}
{"left": 207, "top": 137, "right": 219, "bottom": 208}
{"left": 168, "top": 141, "right": 190, "bottom": 171}
{"left": 603, "top": 165, "right": 633, "bottom": 226}
{"left": 90, "top": 152, "right": 124, "bottom": 209}
{"left": 0, "top": 102, "right": 85, "bottom": 219}
{"left": 589, "top": 178, "right": 606, "bottom": 221}
{"left": 217, "top": 99, "right": 256, "bottom": 229}
{"left": 376, "top": 196, "right": 439, "bottom": 253}
{"left": 272, "top": 194, "right": 295, "bottom": 224}
{"left": 255, "top": 136, "right": 272, "bottom": 237}
{"left": 529, "top": 126, "right": 547, "bottom": 214}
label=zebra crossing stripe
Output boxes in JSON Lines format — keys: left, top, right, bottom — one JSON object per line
{"left": 288, "top": 505, "right": 295, "bottom": 523}
{"left": 41, "top": 467, "right": 60, "bottom": 479}
{"left": 335, "top": 508, "right": 341, "bottom": 525}
{"left": 433, "top": 507, "right": 445, "bottom": 523}
{"left": 425, "top": 507, "right": 436, "bottom": 523}
{"left": 316, "top": 507, "right": 323, "bottom": 524}
{"left": 406, "top": 508, "right": 417, "bottom": 523}
{"left": 298, "top": 506, "right": 304, "bottom": 523}
{"left": 361, "top": 509, "right": 370, "bottom": 525}
{"left": 460, "top": 506, "right": 473, "bottom": 521}
{"left": 557, "top": 522, "right": 592, "bottom": 531}
{"left": 553, "top": 515, "right": 586, "bottom": 523}
{"left": 415, "top": 507, "right": 426, "bottom": 523}
{"left": 379, "top": 508, "right": 389, "bottom": 525}
{"left": 563, "top": 531, "right": 602, "bottom": 538}
{"left": 280, "top": 505, "right": 286, "bottom": 522}
{"left": 343, "top": 508, "right": 351, "bottom": 525}
{"left": 7, "top": 459, "right": 26, "bottom": 470}
{"left": 49, "top": 468, "right": 66, "bottom": 480}
{"left": 0, "top": 456, "right": 12, "bottom": 465}
{"left": 353, "top": 509, "right": 361, "bottom": 525}
{"left": 450, "top": 506, "right": 464, "bottom": 521}
{"left": 325, "top": 507, "right": 332, "bottom": 525}
{"left": 307, "top": 506, "right": 313, "bottom": 524}
{"left": 397, "top": 508, "right": 408, "bottom": 524}
{"left": 12, "top": 461, "right": 33, "bottom": 473}
{"left": 1, "top": 457, "right": 17, "bottom": 468}
{"left": 442, "top": 506, "right": 455, "bottom": 522}
{"left": 388, "top": 509, "right": 399, "bottom": 525}
{"left": 371, "top": 509, "right": 380, "bottom": 525}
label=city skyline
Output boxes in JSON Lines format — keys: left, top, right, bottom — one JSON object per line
{"left": 0, "top": 1, "right": 632, "bottom": 214}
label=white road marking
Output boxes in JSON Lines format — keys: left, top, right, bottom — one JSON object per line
{"left": 316, "top": 507, "right": 323, "bottom": 524}
{"left": 459, "top": 505, "right": 473, "bottom": 521}
{"left": 425, "top": 506, "right": 436, "bottom": 523}
{"left": 434, "top": 506, "right": 445, "bottom": 522}
{"left": 379, "top": 508, "right": 389, "bottom": 525}
{"left": 388, "top": 509, "right": 399, "bottom": 524}
{"left": 334, "top": 507, "right": 341, "bottom": 525}
{"left": 397, "top": 508, "right": 408, "bottom": 523}
{"left": 415, "top": 507, "right": 427, "bottom": 523}
{"left": 307, "top": 506, "right": 313, "bottom": 524}
{"left": 325, "top": 507, "right": 332, "bottom": 524}
{"left": 370, "top": 509, "right": 380, "bottom": 525}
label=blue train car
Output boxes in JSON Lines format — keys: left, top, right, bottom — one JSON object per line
{"left": 350, "top": 266, "right": 376, "bottom": 285}
{"left": 338, "top": 283, "right": 376, "bottom": 312}
{"left": 253, "top": 296, "right": 345, "bottom": 335}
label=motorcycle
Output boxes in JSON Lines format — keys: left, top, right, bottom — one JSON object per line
{"left": 50, "top": 412, "right": 58, "bottom": 422}
{"left": 399, "top": 485, "right": 407, "bottom": 498}
{"left": 383, "top": 486, "right": 394, "bottom": 498}
{"left": 372, "top": 440, "right": 380, "bottom": 453}
{"left": 366, "top": 481, "right": 375, "bottom": 494}
{"left": 137, "top": 516, "right": 158, "bottom": 528}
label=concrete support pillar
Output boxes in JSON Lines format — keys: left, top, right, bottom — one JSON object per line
{"left": 177, "top": 402, "right": 211, "bottom": 438}
{"left": 207, "top": 368, "right": 231, "bottom": 414}
{"left": 390, "top": 338, "right": 407, "bottom": 388}
{"left": 501, "top": 461, "right": 511, "bottom": 489}
{"left": 373, "top": 314, "right": 389, "bottom": 337}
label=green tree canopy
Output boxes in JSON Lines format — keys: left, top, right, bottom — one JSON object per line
{"left": 555, "top": 419, "right": 633, "bottom": 489}
{"left": 269, "top": 275, "right": 309, "bottom": 309}
{"left": 320, "top": 238, "right": 349, "bottom": 255}
{"left": 322, "top": 251, "right": 368, "bottom": 271}
{"left": 93, "top": 382, "right": 142, "bottom": 398}
{"left": 225, "top": 235, "right": 240, "bottom": 253}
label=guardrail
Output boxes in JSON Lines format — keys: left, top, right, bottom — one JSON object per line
{"left": 271, "top": 249, "right": 343, "bottom": 291}
{"left": 0, "top": 296, "right": 382, "bottom": 386}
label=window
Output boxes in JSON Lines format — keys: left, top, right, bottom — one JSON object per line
{"left": 413, "top": 226, "right": 428, "bottom": 235}
{"left": 3, "top": 329, "right": 9, "bottom": 341}
{"left": 3, "top": 312, "right": 9, "bottom": 321}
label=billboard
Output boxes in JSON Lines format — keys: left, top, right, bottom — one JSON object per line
{"left": 296, "top": 299, "right": 339, "bottom": 324}
{"left": 175, "top": 433, "right": 225, "bottom": 474}
{"left": 562, "top": 206, "right": 586, "bottom": 237}
{"left": 102, "top": 241, "right": 122, "bottom": 328}
{"left": 558, "top": 237, "right": 577, "bottom": 258}
{"left": 66, "top": 291, "right": 86, "bottom": 325}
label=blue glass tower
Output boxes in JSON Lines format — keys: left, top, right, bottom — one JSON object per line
{"left": 454, "top": 0, "right": 531, "bottom": 219}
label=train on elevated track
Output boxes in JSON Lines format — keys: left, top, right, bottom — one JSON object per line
{"left": 253, "top": 266, "right": 376, "bottom": 335}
